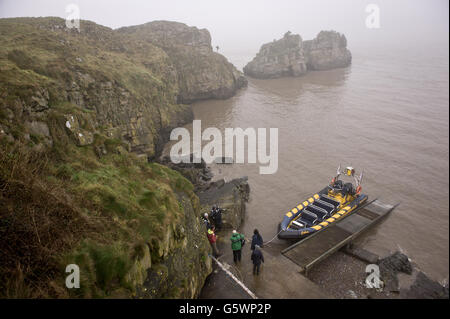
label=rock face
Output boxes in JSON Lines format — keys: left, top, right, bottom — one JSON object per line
{"left": 159, "top": 155, "right": 250, "bottom": 230}
{"left": 198, "top": 177, "right": 250, "bottom": 230}
{"left": 159, "top": 155, "right": 214, "bottom": 191}
{"left": 0, "top": 17, "right": 248, "bottom": 299}
{"left": 118, "top": 21, "right": 248, "bottom": 104}
{"left": 137, "top": 193, "right": 213, "bottom": 299}
{"left": 244, "top": 30, "right": 351, "bottom": 79}
{"left": 303, "top": 31, "right": 352, "bottom": 70}
{"left": 0, "top": 17, "right": 245, "bottom": 158}
{"left": 243, "top": 32, "right": 307, "bottom": 79}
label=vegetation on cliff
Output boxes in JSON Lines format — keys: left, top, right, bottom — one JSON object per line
{"left": 0, "top": 130, "right": 212, "bottom": 297}
{"left": 0, "top": 17, "right": 243, "bottom": 298}
{"left": 118, "top": 21, "right": 247, "bottom": 103}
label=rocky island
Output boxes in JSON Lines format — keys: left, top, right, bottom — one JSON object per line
{"left": 0, "top": 17, "right": 247, "bottom": 298}
{"left": 244, "top": 30, "right": 352, "bottom": 79}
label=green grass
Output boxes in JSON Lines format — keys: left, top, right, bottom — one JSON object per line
{"left": 0, "top": 16, "right": 204, "bottom": 298}
{"left": 0, "top": 127, "right": 197, "bottom": 298}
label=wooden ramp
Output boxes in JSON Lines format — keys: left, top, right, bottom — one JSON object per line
{"left": 281, "top": 199, "right": 396, "bottom": 275}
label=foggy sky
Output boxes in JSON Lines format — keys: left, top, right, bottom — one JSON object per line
{"left": 0, "top": 0, "right": 448, "bottom": 58}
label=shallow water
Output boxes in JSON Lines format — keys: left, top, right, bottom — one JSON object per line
{"left": 168, "top": 44, "right": 449, "bottom": 296}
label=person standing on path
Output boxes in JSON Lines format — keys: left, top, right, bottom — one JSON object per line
{"left": 251, "top": 229, "right": 263, "bottom": 251}
{"left": 230, "top": 230, "right": 244, "bottom": 263}
{"left": 251, "top": 245, "right": 265, "bottom": 275}
{"left": 207, "top": 227, "right": 220, "bottom": 257}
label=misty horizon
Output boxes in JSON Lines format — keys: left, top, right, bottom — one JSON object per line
{"left": 1, "top": 0, "right": 448, "bottom": 61}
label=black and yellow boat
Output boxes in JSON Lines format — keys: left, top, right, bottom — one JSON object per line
{"left": 278, "top": 166, "right": 368, "bottom": 240}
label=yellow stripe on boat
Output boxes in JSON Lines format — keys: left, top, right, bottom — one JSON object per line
{"left": 326, "top": 218, "right": 335, "bottom": 222}
{"left": 308, "top": 197, "right": 314, "bottom": 203}
{"left": 297, "top": 204, "right": 303, "bottom": 210}
{"left": 292, "top": 208, "right": 298, "bottom": 214}
{"left": 320, "top": 222, "right": 328, "bottom": 226}
{"left": 312, "top": 225, "right": 322, "bottom": 230}
{"left": 313, "top": 194, "right": 320, "bottom": 199}
{"left": 303, "top": 201, "right": 308, "bottom": 206}
{"left": 286, "top": 212, "right": 293, "bottom": 217}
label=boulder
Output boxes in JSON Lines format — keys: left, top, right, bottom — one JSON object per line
{"left": 244, "top": 32, "right": 307, "bottom": 79}
{"left": 402, "top": 271, "right": 449, "bottom": 299}
{"left": 378, "top": 251, "right": 413, "bottom": 292}
{"left": 303, "top": 31, "right": 352, "bottom": 70}
{"left": 244, "top": 30, "right": 352, "bottom": 79}
{"left": 64, "top": 114, "right": 94, "bottom": 146}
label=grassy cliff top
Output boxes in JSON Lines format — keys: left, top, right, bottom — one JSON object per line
{"left": 0, "top": 17, "right": 216, "bottom": 298}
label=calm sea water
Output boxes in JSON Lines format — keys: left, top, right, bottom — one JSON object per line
{"left": 169, "top": 44, "right": 449, "bottom": 292}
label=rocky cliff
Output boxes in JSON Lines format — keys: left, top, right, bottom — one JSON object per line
{"left": 243, "top": 32, "right": 307, "bottom": 79}
{"left": 118, "top": 21, "right": 247, "bottom": 103}
{"left": 244, "top": 30, "right": 351, "bottom": 78}
{"left": 0, "top": 17, "right": 248, "bottom": 298}
{"left": 303, "top": 31, "right": 352, "bottom": 70}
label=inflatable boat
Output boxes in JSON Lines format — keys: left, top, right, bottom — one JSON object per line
{"left": 278, "top": 166, "right": 368, "bottom": 240}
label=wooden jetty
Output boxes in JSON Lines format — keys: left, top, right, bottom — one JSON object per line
{"left": 282, "top": 199, "right": 397, "bottom": 275}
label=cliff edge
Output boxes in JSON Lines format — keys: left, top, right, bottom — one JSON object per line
{"left": 0, "top": 17, "right": 248, "bottom": 298}
{"left": 118, "top": 21, "right": 248, "bottom": 104}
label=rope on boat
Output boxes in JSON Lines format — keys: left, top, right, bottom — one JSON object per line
{"left": 209, "top": 254, "right": 258, "bottom": 299}
{"left": 263, "top": 229, "right": 282, "bottom": 245}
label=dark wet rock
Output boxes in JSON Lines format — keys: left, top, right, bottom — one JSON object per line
{"left": 159, "top": 154, "right": 214, "bottom": 190}
{"left": 378, "top": 251, "right": 413, "bottom": 292}
{"left": 244, "top": 30, "right": 351, "bottom": 79}
{"left": 402, "top": 272, "right": 449, "bottom": 299}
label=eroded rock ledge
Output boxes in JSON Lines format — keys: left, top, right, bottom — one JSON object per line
{"left": 159, "top": 155, "right": 250, "bottom": 230}
{"left": 244, "top": 30, "right": 352, "bottom": 79}
{"left": 118, "top": 21, "right": 248, "bottom": 104}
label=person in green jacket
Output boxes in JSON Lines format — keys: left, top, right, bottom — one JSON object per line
{"left": 230, "top": 230, "right": 245, "bottom": 263}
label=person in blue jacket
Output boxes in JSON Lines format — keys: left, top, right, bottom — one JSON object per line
{"left": 251, "top": 245, "right": 264, "bottom": 275}
{"left": 251, "top": 229, "right": 263, "bottom": 251}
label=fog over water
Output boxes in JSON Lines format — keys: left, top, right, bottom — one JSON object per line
{"left": 1, "top": 0, "right": 448, "bottom": 64}
{"left": 1, "top": 0, "right": 449, "bottom": 285}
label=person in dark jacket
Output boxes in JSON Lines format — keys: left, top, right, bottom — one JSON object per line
{"left": 251, "top": 229, "right": 263, "bottom": 250}
{"left": 210, "top": 205, "right": 223, "bottom": 231}
{"left": 251, "top": 245, "right": 264, "bottom": 275}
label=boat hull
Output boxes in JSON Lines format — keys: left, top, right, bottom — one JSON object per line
{"left": 278, "top": 187, "right": 368, "bottom": 240}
